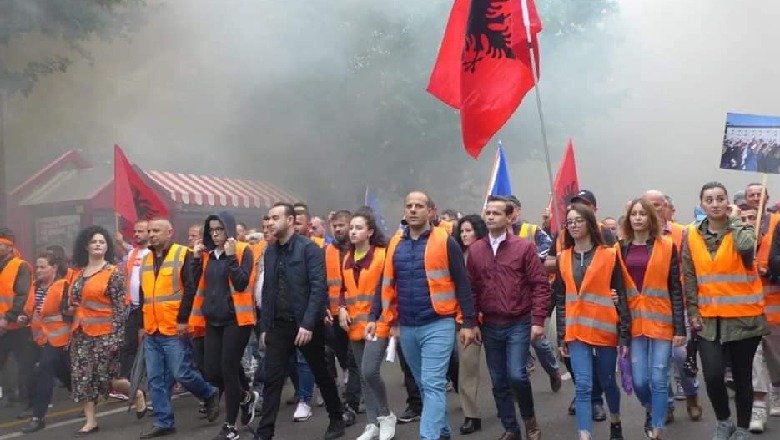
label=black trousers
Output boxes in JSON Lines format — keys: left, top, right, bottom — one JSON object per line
{"left": 324, "top": 323, "right": 361, "bottom": 409}
{"left": 256, "top": 320, "right": 344, "bottom": 439}
{"left": 0, "top": 328, "right": 38, "bottom": 405}
{"left": 32, "top": 344, "right": 71, "bottom": 418}
{"left": 396, "top": 343, "right": 422, "bottom": 412}
{"left": 120, "top": 307, "right": 143, "bottom": 379}
{"left": 204, "top": 323, "right": 252, "bottom": 425}
{"left": 699, "top": 334, "right": 761, "bottom": 429}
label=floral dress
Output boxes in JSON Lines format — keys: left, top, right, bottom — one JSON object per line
{"left": 69, "top": 263, "right": 126, "bottom": 403}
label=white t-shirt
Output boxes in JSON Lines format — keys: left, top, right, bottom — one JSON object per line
{"left": 128, "top": 248, "right": 151, "bottom": 306}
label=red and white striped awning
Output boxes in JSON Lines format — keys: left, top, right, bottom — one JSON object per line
{"left": 144, "top": 170, "right": 300, "bottom": 209}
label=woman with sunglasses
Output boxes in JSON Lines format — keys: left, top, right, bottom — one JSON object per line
{"left": 554, "top": 203, "right": 631, "bottom": 440}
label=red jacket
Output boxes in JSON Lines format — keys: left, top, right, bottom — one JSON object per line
{"left": 466, "top": 233, "right": 551, "bottom": 327}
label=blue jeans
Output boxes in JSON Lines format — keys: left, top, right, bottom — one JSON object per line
{"left": 631, "top": 336, "right": 671, "bottom": 429}
{"left": 531, "top": 335, "right": 560, "bottom": 377}
{"left": 483, "top": 320, "right": 534, "bottom": 434}
{"left": 400, "top": 318, "right": 456, "bottom": 440}
{"left": 296, "top": 350, "right": 314, "bottom": 401}
{"left": 568, "top": 341, "right": 621, "bottom": 435}
{"left": 145, "top": 334, "right": 218, "bottom": 429}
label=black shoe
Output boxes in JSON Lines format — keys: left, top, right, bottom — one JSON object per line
{"left": 342, "top": 406, "right": 356, "bottom": 427}
{"left": 140, "top": 426, "right": 177, "bottom": 439}
{"left": 21, "top": 417, "right": 45, "bottom": 434}
{"left": 213, "top": 423, "right": 239, "bottom": 440}
{"left": 459, "top": 418, "right": 482, "bottom": 435}
{"left": 398, "top": 407, "right": 421, "bottom": 423}
{"left": 609, "top": 421, "right": 624, "bottom": 440}
{"left": 205, "top": 393, "right": 220, "bottom": 423}
{"left": 592, "top": 403, "right": 607, "bottom": 422}
{"left": 568, "top": 398, "right": 575, "bottom": 415}
{"left": 240, "top": 391, "right": 259, "bottom": 426}
{"left": 17, "top": 406, "right": 33, "bottom": 420}
{"left": 323, "top": 418, "right": 345, "bottom": 440}
{"left": 644, "top": 411, "right": 652, "bottom": 437}
{"left": 665, "top": 407, "right": 674, "bottom": 424}
{"left": 550, "top": 372, "right": 562, "bottom": 393}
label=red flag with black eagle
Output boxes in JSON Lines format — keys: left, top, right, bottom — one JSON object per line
{"left": 427, "top": 0, "right": 542, "bottom": 159}
{"left": 549, "top": 139, "right": 579, "bottom": 234}
{"left": 114, "top": 144, "right": 170, "bottom": 237}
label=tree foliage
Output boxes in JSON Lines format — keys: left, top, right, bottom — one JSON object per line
{"left": 0, "top": 0, "right": 145, "bottom": 95}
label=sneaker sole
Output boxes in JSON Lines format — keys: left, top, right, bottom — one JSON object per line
{"left": 293, "top": 415, "right": 312, "bottom": 422}
{"left": 397, "top": 417, "right": 419, "bottom": 424}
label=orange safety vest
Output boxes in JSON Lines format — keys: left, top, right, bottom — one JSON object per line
{"left": 189, "top": 242, "right": 256, "bottom": 328}
{"left": 437, "top": 220, "right": 454, "bottom": 235}
{"left": 687, "top": 225, "right": 764, "bottom": 318}
{"left": 140, "top": 244, "right": 188, "bottom": 336}
{"left": 668, "top": 222, "right": 684, "bottom": 254}
{"left": 73, "top": 266, "right": 118, "bottom": 337}
{"left": 382, "top": 226, "right": 460, "bottom": 321}
{"left": 0, "top": 257, "right": 33, "bottom": 330}
{"left": 756, "top": 214, "right": 780, "bottom": 325}
{"left": 325, "top": 244, "right": 344, "bottom": 316}
{"left": 343, "top": 247, "right": 388, "bottom": 341}
{"left": 560, "top": 246, "right": 620, "bottom": 347}
{"left": 621, "top": 237, "right": 675, "bottom": 340}
{"left": 24, "top": 279, "right": 71, "bottom": 347}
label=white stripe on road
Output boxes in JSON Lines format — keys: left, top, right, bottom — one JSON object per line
{"left": 0, "top": 395, "right": 189, "bottom": 440}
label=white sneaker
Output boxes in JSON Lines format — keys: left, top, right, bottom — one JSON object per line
{"left": 749, "top": 406, "right": 767, "bottom": 433}
{"left": 770, "top": 392, "right": 780, "bottom": 417}
{"left": 293, "top": 400, "right": 312, "bottom": 422}
{"left": 356, "top": 424, "right": 379, "bottom": 440}
{"left": 377, "top": 412, "right": 397, "bottom": 440}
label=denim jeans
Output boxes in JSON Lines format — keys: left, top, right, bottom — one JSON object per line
{"left": 631, "top": 336, "right": 672, "bottom": 429}
{"left": 145, "top": 334, "right": 218, "bottom": 429}
{"left": 400, "top": 318, "right": 455, "bottom": 440}
{"left": 296, "top": 350, "right": 314, "bottom": 402}
{"left": 531, "top": 335, "right": 560, "bottom": 377}
{"left": 568, "top": 341, "right": 621, "bottom": 435}
{"left": 482, "top": 319, "right": 534, "bottom": 434}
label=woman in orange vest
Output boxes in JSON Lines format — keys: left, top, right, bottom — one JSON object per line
{"left": 17, "top": 253, "right": 72, "bottom": 433}
{"left": 67, "top": 226, "right": 146, "bottom": 435}
{"left": 619, "top": 198, "right": 685, "bottom": 440}
{"left": 683, "top": 182, "right": 768, "bottom": 439}
{"left": 339, "top": 209, "right": 396, "bottom": 440}
{"left": 553, "top": 204, "right": 631, "bottom": 440}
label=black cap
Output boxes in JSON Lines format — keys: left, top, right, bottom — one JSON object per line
{"left": 570, "top": 190, "right": 597, "bottom": 207}
{"left": 506, "top": 195, "right": 521, "bottom": 207}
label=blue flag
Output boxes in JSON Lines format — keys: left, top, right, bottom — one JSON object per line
{"left": 488, "top": 141, "right": 512, "bottom": 196}
{"left": 365, "top": 186, "right": 390, "bottom": 236}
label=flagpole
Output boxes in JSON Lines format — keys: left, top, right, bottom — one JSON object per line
{"left": 520, "top": 0, "right": 561, "bottom": 230}
{"left": 483, "top": 143, "right": 502, "bottom": 210}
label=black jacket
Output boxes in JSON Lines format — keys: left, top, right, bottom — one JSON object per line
{"left": 619, "top": 238, "right": 686, "bottom": 337}
{"left": 260, "top": 233, "right": 326, "bottom": 332}
{"left": 190, "top": 210, "right": 253, "bottom": 326}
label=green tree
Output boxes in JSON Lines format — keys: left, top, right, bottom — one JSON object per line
{"left": 0, "top": 0, "right": 145, "bottom": 220}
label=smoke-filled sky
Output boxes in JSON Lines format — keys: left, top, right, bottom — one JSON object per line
{"left": 5, "top": 0, "right": 780, "bottom": 223}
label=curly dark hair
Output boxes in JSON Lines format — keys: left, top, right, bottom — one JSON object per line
{"left": 72, "top": 225, "right": 115, "bottom": 268}
{"left": 454, "top": 215, "right": 488, "bottom": 251}
{"left": 350, "top": 207, "right": 387, "bottom": 248}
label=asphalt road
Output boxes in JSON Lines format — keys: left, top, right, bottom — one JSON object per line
{"left": 0, "top": 359, "right": 776, "bottom": 440}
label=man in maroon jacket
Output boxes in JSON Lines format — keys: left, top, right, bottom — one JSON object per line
{"left": 466, "top": 196, "right": 551, "bottom": 440}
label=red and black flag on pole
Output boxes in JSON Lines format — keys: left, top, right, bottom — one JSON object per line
{"left": 427, "top": 0, "right": 542, "bottom": 159}
{"left": 114, "top": 144, "right": 170, "bottom": 237}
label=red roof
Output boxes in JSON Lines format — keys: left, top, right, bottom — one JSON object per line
{"left": 144, "top": 171, "right": 300, "bottom": 209}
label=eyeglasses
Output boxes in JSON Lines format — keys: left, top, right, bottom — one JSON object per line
{"left": 209, "top": 227, "right": 225, "bottom": 235}
{"left": 566, "top": 219, "right": 586, "bottom": 228}
{"left": 741, "top": 215, "right": 757, "bottom": 222}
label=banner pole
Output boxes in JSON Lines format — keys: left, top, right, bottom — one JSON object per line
{"left": 520, "top": 0, "right": 561, "bottom": 230}
{"left": 754, "top": 172, "right": 769, "bottom": 255}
